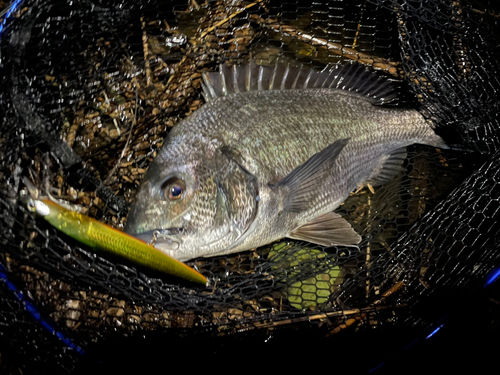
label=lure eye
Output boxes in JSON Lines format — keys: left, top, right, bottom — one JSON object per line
{"left": 162, "top": 177, "right": 186, "bottom": 201}
{"left": 27, "top": 199, "right": 36, "bottom": 212}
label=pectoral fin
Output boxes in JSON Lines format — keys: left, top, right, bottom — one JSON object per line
{"left": 288, "top": 212, "right": 361, "bottom": 247}
{"left": 271, "top": 138, "right": 350, "bottom": 213}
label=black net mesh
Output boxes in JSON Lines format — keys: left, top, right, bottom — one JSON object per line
{"left": 1, "top": 0, "right": 500, "bottom": 373}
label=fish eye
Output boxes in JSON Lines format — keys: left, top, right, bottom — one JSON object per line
{"left": 161, "top": 177, "right": 186, "bottom": 201}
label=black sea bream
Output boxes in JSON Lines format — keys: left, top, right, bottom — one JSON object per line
{"left": 125, "top": 62, "right": 448, "bottom": 261}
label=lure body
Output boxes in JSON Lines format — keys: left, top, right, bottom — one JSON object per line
{"left": 29, "top": 198, "right": 207, "bottom": 286}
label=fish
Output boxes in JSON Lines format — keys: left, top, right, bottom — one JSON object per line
{"left": 125, "top": 61, "right": 448, "bottom": 262}
{"left": 21, "top": 180, "right": 207, "bottom": 285}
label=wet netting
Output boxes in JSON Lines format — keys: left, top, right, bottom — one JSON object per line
{"left": 1, "top": 0, "right": 500, "bottom": 373}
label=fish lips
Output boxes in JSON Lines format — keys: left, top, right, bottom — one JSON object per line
{"left": 131, "top": 228, "right": 184, "bottom": 252}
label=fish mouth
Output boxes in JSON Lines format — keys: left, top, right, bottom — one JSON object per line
{"left": 131, "top": 228, "right": 183, "bottom": 252}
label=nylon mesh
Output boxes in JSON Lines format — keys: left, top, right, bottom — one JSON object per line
{"left": 1, "top": 0, "right": 499, "bottom": 373}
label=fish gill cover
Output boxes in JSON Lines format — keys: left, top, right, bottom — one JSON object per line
{"left": 0, "top": 0, "right": 499, "bottom": 373}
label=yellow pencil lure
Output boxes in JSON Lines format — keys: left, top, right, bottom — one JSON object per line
{"left": 24, "top": 195, "right": 207, "bottom": 286}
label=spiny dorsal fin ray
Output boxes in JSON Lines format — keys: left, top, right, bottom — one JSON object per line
{"left": 289, "top": 211, "right": 362, "bottom": 247}
{"left": 202, "top": 61, "right": 401, "bottom": 105}
{"left": 271, "top": 138, "right": 350, "bottom": 213}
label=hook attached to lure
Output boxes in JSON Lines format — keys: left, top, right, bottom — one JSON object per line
{"left": 21, "top": 178, "right": 207, "bottom": 286}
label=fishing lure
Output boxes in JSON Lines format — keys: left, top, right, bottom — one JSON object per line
{"left": 21, "top": 181, "right": 207, "bottom": 286}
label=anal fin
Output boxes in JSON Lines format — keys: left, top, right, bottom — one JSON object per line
{"left": 288, "top": 212, "right": 361, "bottom": 247}
{"left": 365, "top": 148, "right": 407, "bottom": 187}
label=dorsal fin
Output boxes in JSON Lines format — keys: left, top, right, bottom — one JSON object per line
{"left": 202, "top": 61, "right": 401, "bottom": 105}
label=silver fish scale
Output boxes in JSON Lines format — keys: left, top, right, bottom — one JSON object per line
{"left": 181, "top": 88, "right": 440, "bottom": 184}
{"left": 217, "top": 157, "right": 258, "bottom": 234}
{"left": 191, "top": 173, "right": 218, "bottom": 229}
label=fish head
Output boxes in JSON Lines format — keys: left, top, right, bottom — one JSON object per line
{"left": 125, "top": 137, "right": 259, "bottom": 261}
